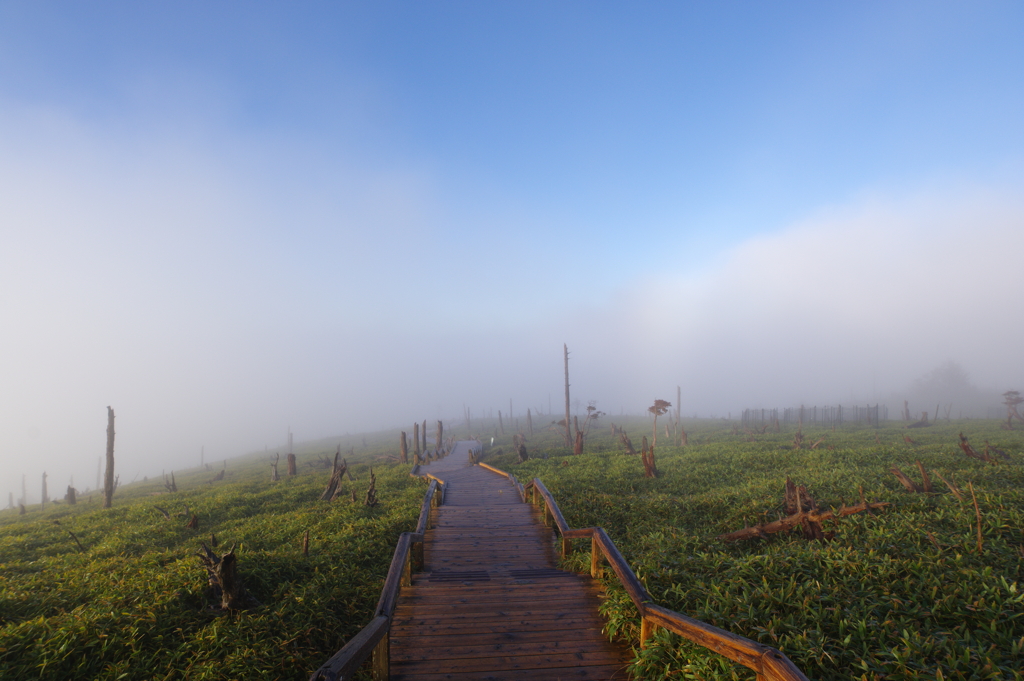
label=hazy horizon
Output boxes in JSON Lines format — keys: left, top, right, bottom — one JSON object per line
{"left": 3, "top": 3, "right": 1023, "bottom": 504}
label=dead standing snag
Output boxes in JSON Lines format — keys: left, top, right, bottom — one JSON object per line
{"left": 648, "top": 399, "right": 672, "bottom": 449}
{"left": 102, "top": 406, "right": 118, "bottom": 508}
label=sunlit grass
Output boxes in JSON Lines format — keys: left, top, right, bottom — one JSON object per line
{"left": 489, "top": 417, "right": 1024, "bottom": 681}
{"left": 0, "top": 443, "right": 425, "bottom": 680}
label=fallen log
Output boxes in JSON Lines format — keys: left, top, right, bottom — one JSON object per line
{"left": 718, "top": 501, "right": 891, "bottom": 542}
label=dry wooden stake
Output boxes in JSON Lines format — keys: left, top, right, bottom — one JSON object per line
{"left": 934, "top": 470, "right": 964, "bottom": 502}
{"left": 969, "top": 482, "right": 983, "bottom": 554}
{"left": 302, "top": 530, "right": 309, "bottom": 557}
{"left": 915, "top": 460, "right": 933, "bottom": 492}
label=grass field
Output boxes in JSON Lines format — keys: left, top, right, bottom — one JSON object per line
{"left": 2, "top": 416, "right": 1021, "bottom": 680}
{"left": 484, "top": 416, "right": 1024, "bottom": 681}
{"left": 0, "top": 434, "right": 425, "bottom": 680}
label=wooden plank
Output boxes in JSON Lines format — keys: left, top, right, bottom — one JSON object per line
{"left": 390, "top": 627, "right": 609, "bottom": 648}
{"left": 390, "top": 617, "right": 610, "bottom": 636}
{"left": 391, "top": 650, "right": 627, "bottom": 673}
{"left": 390, "top": 664, "right": 630, "bottom": 681}
{"left": 391, "top": 641, "right": 622, "bottom": 663}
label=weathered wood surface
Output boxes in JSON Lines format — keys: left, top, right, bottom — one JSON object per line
{"left": 390, "top": 441, "right": 630, "bottom": 680}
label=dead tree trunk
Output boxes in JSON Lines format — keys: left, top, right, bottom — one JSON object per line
{"left": 640, "top": 436, "right": 657, "bottom": 478}
{"left": 498, "top": 411, "right": 505, "bottom": 435}
{"left": 513, "top": 434, "right": 529, "bottom": 462}
{"left": 197, "top": 544, "right": 259, "bottom": 610}
{"left": 413, "top": 422, "right": 421, "bottom": 459}
{"left": 364, "top": 468, "right": 378, "bottom": 507}
{"left": 400, "top": 431, "right": 409, "bottom": 465}
{"left": 271, "top": 453, "right": 280, "bottom": 482}
{"left": 563, "top": 344, "right": 572, "bottom": 448}
{"left": 422, "top": 420, "right": 427, "bottom": 452}
{"left": 620, "top": 429, "right": 637, "bottom": 455}
{"left": 573, "top": 416, "right": 584, "bottom": 455}
{"left": 103, "top": 406, "right": 116, "bottom": 509}
{"left": 527, "top": 408, "right": 533, "bottom": 435}
{"left": 320, "top": 447, "right": 349, "bottom": 501}
{"left": 65, "top": 486, "right": 77, "bottom": 505}
{"left": 436, "top": 421, "right": 443, "bottom": 451}
{"left": 287, "top": 453, "right": 297, "bottom": 476}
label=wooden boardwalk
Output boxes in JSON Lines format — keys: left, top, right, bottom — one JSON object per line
{"left": 390, "top": 441, "right": 631, "bottom": 680}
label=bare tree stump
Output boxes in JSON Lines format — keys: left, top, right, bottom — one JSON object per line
{"left": 197, "top": 544, "right": 260, "bottom": 610}
{"left": 364, "top": 469, "right": 378, "bottom": 507}
{"left": 287, "top": 453, "right": 297, "bottom": 476}
{"left": 321, "top": 447, "right": 348, "bottom": 501}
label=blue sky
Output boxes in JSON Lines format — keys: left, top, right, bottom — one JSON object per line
{"left": 2, "top": 2, "right": 1023, "bottom": 498}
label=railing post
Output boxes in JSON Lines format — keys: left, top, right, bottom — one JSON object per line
{"left": 401, "top": 547, "right": 412, "bottom": 587}
{"left": 531, "top": 484, "right": 538, "bottom": 505}
{"left": 561, "top": 535, "right": 570, "bottom": 559}
{"left": 412, "top": 539, "right": 423, "bottom": 572}
{"left": 640, "top": 616, "right": 656, "bottom": 649}
{"left": 590, "top": 534, "right": 602, "bottom": 578}
{"left": 372, "top": 629, "right": 389, "bottom": 680}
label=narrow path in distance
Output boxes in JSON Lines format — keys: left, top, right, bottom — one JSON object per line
{"left": 390, "top": 440, "right": 631, "bottom": 680}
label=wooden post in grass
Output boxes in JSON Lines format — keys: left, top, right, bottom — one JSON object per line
{"left": 102, "top": 407, "right": 116, "bottom": 509}
{"left": 400, "top": 431, "right": 408, "bottom": 464}
{"left": 435, "top": 421, "right": 443, "bottom": 451}
{"left": 564, "top": 344, "right": 572, "bottom": 448}
{"left": 287, "top": 453, "right": 297, "bottom": 476}
{"left": 302, "top": 530, "right": 309, "bottom": 557}
{"left": 498, "top": 410, "right": 505, "bottom": 435}
{"left": 421, "top": 420, "right": 427, "bottom": 452}
{"left": 413, "top": 422, "right": 421, "bottom": 460}
{"left": 969, "top": 482, "right": 983, "bottom": 554}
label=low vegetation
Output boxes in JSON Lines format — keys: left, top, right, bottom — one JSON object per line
{"left": 486, "top": 417, "right": 1024, "bottom": 681}
{"left": 0, "top": 436, "right": 424, "bottom": 680}
{"left": 3, "top": 416, "right": 1021, "bottom": 680}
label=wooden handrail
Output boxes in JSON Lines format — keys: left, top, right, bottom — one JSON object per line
{"left": 309, "top": 477, "right": 443, "bottom": 681}
{"left": 497, "top": 469, "right": 808, "bottom": 681}
{"left": 414, "top": 479, "right": 441, "bottom": 535}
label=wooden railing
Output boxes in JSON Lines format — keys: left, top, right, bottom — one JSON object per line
{"left": 478, "top": 462, "right": 810, "bottom": 681}
{"left": 308, "top": 475, "right": 445, "bottom": 681}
